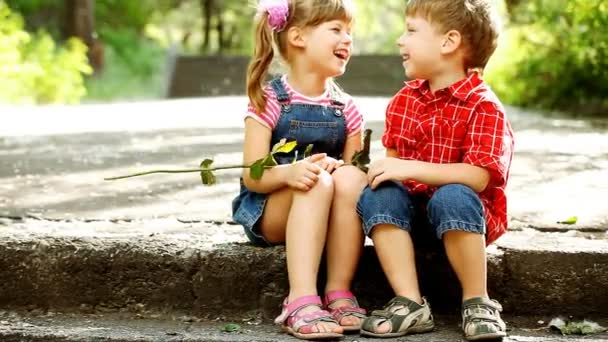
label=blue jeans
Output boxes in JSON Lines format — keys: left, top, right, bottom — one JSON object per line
{"left": 356, "top": 182, "right": 485, "bottom": 240}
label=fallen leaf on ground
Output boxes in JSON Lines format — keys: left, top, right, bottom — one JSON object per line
{"left": 549, "top": 317, "right": 607, "bottom": 335}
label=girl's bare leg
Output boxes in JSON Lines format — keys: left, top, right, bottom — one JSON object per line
{"left": 259, "top": 171, "right": 339, "bottom": 333}
{"left": 325, "top": 166, "right": 367, "bottom": 326}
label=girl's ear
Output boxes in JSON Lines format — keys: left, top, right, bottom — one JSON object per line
{"left": 287, "top": 26, "right": 307, "bottom": 48}
{"left": 440, "top": 29, "right": 462, "bottom": 54}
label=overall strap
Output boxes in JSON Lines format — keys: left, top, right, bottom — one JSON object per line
{"left": 328, "top": 82, "right": 346, "bottom": 116}
{"left": 270, "top": 77, "right": 291, "bottom": 104}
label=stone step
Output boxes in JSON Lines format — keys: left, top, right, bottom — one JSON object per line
{"left": 0, "top": 218, "right": 606, "bottom": 319}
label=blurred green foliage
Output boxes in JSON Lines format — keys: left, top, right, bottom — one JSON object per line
{"left": 0, "top": 1, "right": 92, "bottom": 104}
{"left": 83, "top": 34, "right": 166, "bottom": 102}
{"left": 486, "top": 0, "right": 608, "bottom": 116}
{"left": 2, "top": 0, "right": 607, "bottom": 116}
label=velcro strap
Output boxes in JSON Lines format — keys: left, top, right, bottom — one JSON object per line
{"left": 330, "top": 306, "right": 367, "bottom": 320}
{"left": 369, "top": 310, "right": 394, "bottom": 319}
{"left": 292, "top": 311, "right": 335, "bottom": 332}
{"left": 274, "top": 295, "right": 323, "bottom": 325}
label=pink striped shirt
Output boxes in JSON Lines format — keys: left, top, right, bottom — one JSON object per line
{"left": 245, "top": 76, "right": 363, "bottom": 136}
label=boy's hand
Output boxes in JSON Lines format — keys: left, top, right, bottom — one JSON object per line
{"left": 286, "top": 153, "right": 325, "bottom": 191}
{"left": 312, "top": 156, "right": 344, "bottom": 174}
{"left": 368, "top": 157, "right": 417, "bottom": 189}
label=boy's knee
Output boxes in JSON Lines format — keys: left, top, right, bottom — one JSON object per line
{"left": 427, "top": 184, "right": 485, "bottom": 237}
{"left": 429, "top": 184, "right": 480, "bottom": 210}
{"left": 357, "top": 181, "right": 411, "bottom": 217}
{"left": 357, "top": 182, "right": 414, "bottom": 235}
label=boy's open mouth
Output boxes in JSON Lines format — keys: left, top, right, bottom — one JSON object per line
{"left": 402, "top": 53, "right": 410, "bottom": 61}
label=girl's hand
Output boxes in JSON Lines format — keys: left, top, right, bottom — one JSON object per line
{"left": 367, "top": 157, "right": 418, "bottom": 189}
{"left": 313, "top": 156, "right": 344, "bottom": 174}
{"left": 286, "top": 153, "right": 326, "bottom": 191}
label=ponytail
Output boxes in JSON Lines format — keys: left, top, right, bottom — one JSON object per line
{"left": 246, "top": 14, "right": 275, "bottom": 114}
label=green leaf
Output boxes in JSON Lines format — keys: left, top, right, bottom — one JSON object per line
{"left": 549, "top": 317, "right": 607, "bottom": 335}
{"left": 557, "top": 216, "right": 578, "bottom": 224}
{"left": 304, "top": 144, "right": 314, "bottom": 158}
{"left": 249, "top": 152, "right": 278, "bottom": 180}
{"left": 261, "top": 154, "right": 277, "bottom": 167}
{"left": 249, "top": 158, "right": 265, "bottom": 180}
{"left": 199, "top": 159, "right": 216, "bottom": 185}
{"left": 222, "top": 323, "right": 241, "bottom": 333}
{"left": 351, "top": 129, "right": 372, "bottom": 173}
{"left": 271, "top": 139, "right": 298, "bottom": 154}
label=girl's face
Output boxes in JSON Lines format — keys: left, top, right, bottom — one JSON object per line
{"left": 397, "top": 16, "right": 444, "bottom": 79}
{"left": 301, "top": 19, "right": 353, "bottom": 78}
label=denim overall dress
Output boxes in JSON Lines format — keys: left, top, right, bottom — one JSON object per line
{"left": 232, "top": 77, "right": 347, "bottom": 246}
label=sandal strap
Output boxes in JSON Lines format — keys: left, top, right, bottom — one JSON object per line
{"left": 462, "top": 297, "right": 505, "bottom": 328}
{"left": 324, "top": 290, "right": 367, "bottom": 320}
{"left": 462, "top": 297, "right": 506, "bottom": 338}
{"left": 363, "top": 310, "right": 408, "bottom": 334}
{"left": 274, "top": 295, "right": 324, "bottom": 325}
{"left": 362, "top": 296, "right": 429, "bottom": 334}
{"left": 329, "top": 306, "right": 367, "bottom": 316}
{"left": 463, "top": 300, "right": 502, "bottom": 321}
{"left": 323, "top": 290, "right": 357, "bottom": 306}
{"left": 290, "top": 310, "right": 336, "bottom": 332}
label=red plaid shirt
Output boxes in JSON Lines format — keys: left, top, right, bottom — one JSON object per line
{"left": 382, "top": 73, "right": 514, "bottom": 245}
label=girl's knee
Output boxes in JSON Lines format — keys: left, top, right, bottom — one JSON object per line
{"left": 332, "top": 165, "right": 367, "bottom": 198}
{"left": 309, "top": 170, "right": 334, "bottom": 198}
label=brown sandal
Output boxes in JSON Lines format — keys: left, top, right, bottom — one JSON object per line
{"left": 360, "top": 296, "right": 434, "bottom": 338}
{"left": 462, "top": 297, "right": 507, "bottom": 341}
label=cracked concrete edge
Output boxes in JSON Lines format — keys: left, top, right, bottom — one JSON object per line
{"left": 0, "top": 225, "right": 607, "bottom": 318}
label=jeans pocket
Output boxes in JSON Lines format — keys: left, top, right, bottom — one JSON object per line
{"left": 288, "top": 119, "right": 338, "bottom": 146}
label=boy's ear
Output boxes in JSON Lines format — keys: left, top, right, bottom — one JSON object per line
{"left": 440, "top": 29, "right": 462, "bottom": 54}
{"left": 287, "top": 26, "right": 307, "bottom": 48}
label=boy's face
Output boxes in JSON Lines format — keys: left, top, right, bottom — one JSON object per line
{"left": 397, "top": 15, "right": 444, "bottom": 79}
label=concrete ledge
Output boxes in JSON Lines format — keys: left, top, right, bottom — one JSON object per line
{"left": 0, "top": 219, "right": 606, "bottom": 318}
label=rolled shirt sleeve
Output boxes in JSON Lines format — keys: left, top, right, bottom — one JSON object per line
{"left": 461, "top": 101, "right": 514, "bottom": 188}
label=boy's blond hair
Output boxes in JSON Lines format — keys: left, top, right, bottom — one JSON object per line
{"left": 247, "top": 0, "right": 355, "bottom": 113}
{"left": 406, "top": 0, "right": 500, "bottom": 73}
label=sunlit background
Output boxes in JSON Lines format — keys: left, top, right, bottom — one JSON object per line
{"left": 0, "top": 0, "right": 606, "bottom": 118}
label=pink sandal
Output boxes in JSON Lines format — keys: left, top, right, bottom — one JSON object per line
{"left": 274, "top": 295, "right": 344, "bottom": 340}
{"left": 323, "top": 290, "right": 367, "bottom": 332}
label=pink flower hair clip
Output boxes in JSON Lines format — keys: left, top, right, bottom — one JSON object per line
{"left": 258, "top": 0, "right": 289, "bottom": 32}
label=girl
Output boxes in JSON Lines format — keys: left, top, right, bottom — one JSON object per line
{"left": 232, "top": 0, "right": 367, "bottom": 339}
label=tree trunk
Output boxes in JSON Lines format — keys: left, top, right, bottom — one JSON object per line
{"left": 216, "top": 2, "right": 225, "bottom": 55}
{"left": 201, "top": 0, "right": 213, "bottom": 53}
{"left": 504, "top": 0, "right": 522, "bottom": 17}
{"left": 64, "top": 0, "right": 104, "bottom": 73}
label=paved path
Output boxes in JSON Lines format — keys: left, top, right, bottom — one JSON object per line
{"left": 1, "top": 98, "right": 607, "bottom": 237}
{"left": 1, "top": 311, "right": 607, "bottom": 342}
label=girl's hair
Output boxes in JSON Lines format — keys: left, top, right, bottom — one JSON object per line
{"left": 247, "top": 0, "right": 354, "bottom": 113}
{"left": 406, "top": 0, "right": 501, "bottom": 74}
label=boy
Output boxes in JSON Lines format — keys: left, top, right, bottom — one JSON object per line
{"left": 356, "top": 0, "right": 514, "bottom": 340}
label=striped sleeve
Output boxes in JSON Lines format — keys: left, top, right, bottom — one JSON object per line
{"left": 343, "top": 96, "right": 363, "bottom": 136}
{"left": 244, "top": 87, "right": 281, "bottom": 129}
